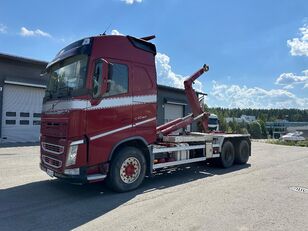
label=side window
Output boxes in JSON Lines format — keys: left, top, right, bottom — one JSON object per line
{"left": 92, "top": 61, "right": 103, "bottom": 98}
{"left": 105, "top": 63, "right": 128, "bottom": 97}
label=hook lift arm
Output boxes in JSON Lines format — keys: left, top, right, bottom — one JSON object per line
{"left": 156, "top": 64, "right": 210, "bottom": 137}
{"left": 184, "top": 64, "right": 210, "bottom": 132}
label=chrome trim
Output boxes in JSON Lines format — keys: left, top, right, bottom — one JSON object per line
{"left": 42, "top": 155, "right": 62, "bottom": 169}
{"left": 70, "top": 139, "right": 84, "bottom": 146}
{"left": 41, "top": 142, "right": 64, "bottom": 155}
{"left": 90, "top": 117, "right": 156, "bottom": 141}
{"left": 133, "top": 117, "right": 156, "bottom": 126}
{"left": 90, "top": 124, "right": 132, "bottom": 141}
{"left": 87, "top": 174, "right": 107, "bottom": 181}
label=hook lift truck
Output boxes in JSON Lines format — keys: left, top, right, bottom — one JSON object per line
{"left": 40, "top": 34, "right": 251, "bottom": 192}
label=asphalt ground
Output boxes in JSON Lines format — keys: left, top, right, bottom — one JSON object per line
{"left": 0, "top": 142, "right": 307, "bottom": 231}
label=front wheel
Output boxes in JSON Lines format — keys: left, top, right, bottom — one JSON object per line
{"left": 107, "top": 147, "right": 146, "bottom": 192}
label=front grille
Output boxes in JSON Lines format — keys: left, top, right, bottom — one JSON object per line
{"left": 42, "top": 155, "right": 62, "bottom": 168}
{"left": 42, "top": 142, "right": 64, "bottom": 155}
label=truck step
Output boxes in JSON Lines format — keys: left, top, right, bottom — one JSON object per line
{"left": 87, "top": 174, "right": 107, "bottom": 181}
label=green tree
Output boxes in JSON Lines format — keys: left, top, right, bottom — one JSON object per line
{"left": 258, "top": 120, "right": 267, "bottom": 138}
{"left": 248, "top": 121, "right": 262, "bottom": 139}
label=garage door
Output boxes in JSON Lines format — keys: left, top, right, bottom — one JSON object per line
{"left": 1, "top": 84, "right": 45, "bottom": 143}
{"left": 164, "top": 103, "right": 184, "bottom": 134}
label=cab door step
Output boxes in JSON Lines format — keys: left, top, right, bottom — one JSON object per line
{"left": 87, "top": 174, "right": 107, "bottom": 181}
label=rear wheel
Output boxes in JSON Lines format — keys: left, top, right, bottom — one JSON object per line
{"left": 107, "top": 147, "right": 146, "bottom": 192}
{"left": 218, "top": 141, "right": 235, "bottom": 168}
{"left": 235, "top": 140, "right": 250, "bottom": 164}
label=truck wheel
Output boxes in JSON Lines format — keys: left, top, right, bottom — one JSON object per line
{"left": 107, "top": 147, "right": 146, "bottom": 192}
{"left": 235, "top": 140, "right": 249, "bottom": 164}
{"left": 219, "top": 141, "right": 235, "bottom": 168}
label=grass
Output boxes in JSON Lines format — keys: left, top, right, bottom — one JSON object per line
{"left": 266, "top": 139, "right": 308, "bottom": 147}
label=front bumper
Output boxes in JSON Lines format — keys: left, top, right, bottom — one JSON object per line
{"left": 40, "top": 163, "right": 107, "bottom": 184}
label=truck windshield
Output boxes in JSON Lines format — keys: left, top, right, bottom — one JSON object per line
{"left": 45, "top": 55, "right": 88, "bottom": 100}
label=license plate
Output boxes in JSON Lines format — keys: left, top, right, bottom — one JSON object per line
{"left": 46, "top": 168, "right": 54, "bottom": 177}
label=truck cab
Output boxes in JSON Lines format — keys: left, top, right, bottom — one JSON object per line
{"left": 40, "top": 35, "right": 158, "bottom": 184}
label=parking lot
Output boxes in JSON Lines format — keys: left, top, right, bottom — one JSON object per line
{"left": 0, "top": 142, "right": 307, "bottom": 231}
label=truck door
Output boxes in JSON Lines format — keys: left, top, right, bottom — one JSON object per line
{"left": 132, "top": 64, "right": 157, "bottom": 143}
{"left": 86, "top": 58, "right": 132, "bottom": 165}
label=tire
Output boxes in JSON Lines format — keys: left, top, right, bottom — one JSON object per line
{"left": 235, "top": 140, "right": 250, "bottom": 164}
{"left": 218, "top": 141, "right": 235, "bottom": 168}
{"left": 107, "top": 146, "right": 146, "bottom": 192}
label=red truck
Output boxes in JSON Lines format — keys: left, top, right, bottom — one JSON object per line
{"left": 40, "top": 34, "right": 251, "bottom": 192}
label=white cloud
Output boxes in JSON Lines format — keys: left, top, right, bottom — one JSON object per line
{"left": 19, "top": 27, "right": 51, "bottom": 38}
{"left": 111, "top": 29, "right": 123, "bottom": 35}
{"left": 0, "top": 23, "right": 7, "bottom": 33}
{"left": 155, "top": 52, "right": 203, "bottom": 91}
{"left": 121, "top": 0, "right": 143, "bottom": 4}
{"left": 275, "top": 70, "right": 308, "bottom": 89}
{"left": 287, "top": 24, "right": 308, "bottom": 56}
{"left": 210, "top": 81, "right": 308, "bottom": 109}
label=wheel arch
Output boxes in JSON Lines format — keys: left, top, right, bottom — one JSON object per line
{"left": 109, "top": 136, "right": 152, "bottom": 176}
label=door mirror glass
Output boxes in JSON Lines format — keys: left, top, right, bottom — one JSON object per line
{"left": 92, "top": 58, "right": 109, "bottom": 98}
{"left": 92, "top": 62, "right": 102, "bottom": 98}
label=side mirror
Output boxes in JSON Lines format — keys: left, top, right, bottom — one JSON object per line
{"left": 106, "top": 63, "right": 113, "bottom": 93}
{"left": 100, "top": 59, "right": 110, "bottom": 95}
{"left": 92, "top": 58, "right": 109, "bottom": 98}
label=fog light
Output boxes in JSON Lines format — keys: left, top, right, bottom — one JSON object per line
{"left": 64, "top": 168, "right": 80, "bottom": 175}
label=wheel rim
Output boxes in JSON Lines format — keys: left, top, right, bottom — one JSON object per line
{"left": 120, "top": 157, "right": 141, "bottom": 184}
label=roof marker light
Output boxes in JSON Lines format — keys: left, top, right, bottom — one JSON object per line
{"left": 82, "top": 38, "right": 90, "bottom": 45}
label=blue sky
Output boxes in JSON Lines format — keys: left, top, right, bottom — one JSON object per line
{"left": 0, "top": 0, "right": 307, "bottom": 109}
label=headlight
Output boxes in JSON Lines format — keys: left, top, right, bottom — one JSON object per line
{"left": 66, "top": 144, "right": 78, "bottom": 166}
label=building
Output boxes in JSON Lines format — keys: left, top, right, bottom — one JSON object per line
{"left": 266, "top": 120, "right": 308, "bottom": 139}
{"left": 0, "top": 53, "right": 205, "bottom": 143}
{"left": 225, "top": 115, "right": 256, "bottom": 124}
{"left": 0, "top": 53, "right": 48, "bottom": 143}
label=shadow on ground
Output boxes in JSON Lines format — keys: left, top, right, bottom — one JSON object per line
{"left": 0, "top": 163, "right": 250, "bottom": 231}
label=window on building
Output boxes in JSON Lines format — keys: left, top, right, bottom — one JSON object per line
{"left": 33, "top": 113, "right": 41, "bottom": 118}
{"left": 6, "top": 120, "right": 16, "bottom": 125}
{"left": 20, "top": 120, "right": 29, "bottom": 125}
{"left": 6, "top": 112, "right": 16, "bottom": 117}
{"left": 105, "top": 63, "right": 128, "bottom": 97}
{"left": 20, "top": 112, "right": 30, "bottom": 117}
{"left": 33, "top": 121, "right": 41, "bottom": 125}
